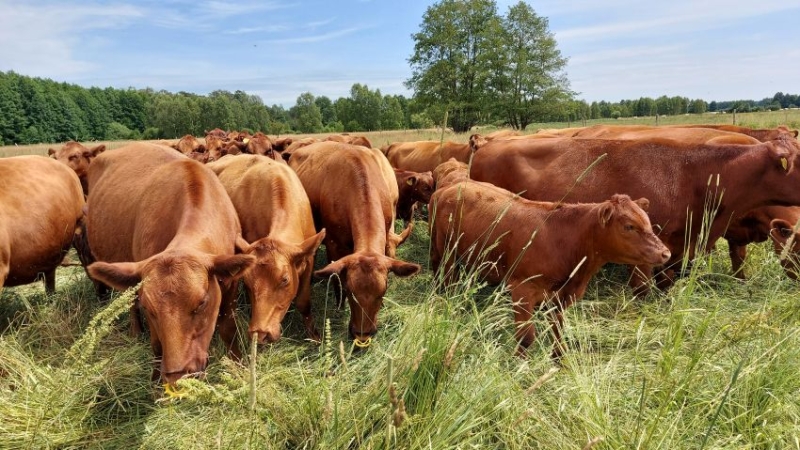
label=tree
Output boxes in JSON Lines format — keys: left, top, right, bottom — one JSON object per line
{"left": 290, "top": 92, "right": 322, "bottom": 133}
{"left": 493, "top": 2, "right": 570, "bottom": 129}
{"left": 315, "top": 95, "right": 337, "bottom": 127}
{"left": 407, "top": 0, "right": 505, "bottom": 132}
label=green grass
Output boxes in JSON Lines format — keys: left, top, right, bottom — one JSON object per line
{"left": 2, "top": 218, "right": 800, "bottom": 449}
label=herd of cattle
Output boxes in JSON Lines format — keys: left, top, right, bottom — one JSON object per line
{"left": 1, "top": 123, "right": 799, "bottom": 383}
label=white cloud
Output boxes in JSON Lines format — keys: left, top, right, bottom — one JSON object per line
{"left": 263, "top": 26, "right": 372, "bottom": 45}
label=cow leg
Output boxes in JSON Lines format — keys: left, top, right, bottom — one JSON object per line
{"left": 296, "top": 262, "right": 320, "bottom": 342}
{"left": 150, "top": 333, "right": 163, "bottom": 382}
{"left": 130, "top": 294, "right": 145, "bottom": 338}
{"left": 44, "top": 268, "right": 56, "bottom": 295}
{"left": 323, "top": 240, "right": 347, "bottom": 309}
{"left": 548, "top": 295, "right": 578, "bottom": 362}
{"left": 728, "top": 241, "right": 748, "bottom": 279}
{"left": 218, "top": 281, "right": 242, "bottom": 361}
{"left": 73, "top": 225, "right": 111, "bottom": 302}
{"left": 510, "top": 284, "right": 542, "bottom": 357}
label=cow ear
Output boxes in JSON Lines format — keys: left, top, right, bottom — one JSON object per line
{"left": 88, "top": 261, "right": 143, "bottom": 291}
{"left": 598, "top": 203, "right": 614, "bottom": 227}
{"left": 211, "top": 254, "right": 256, "bottom": 280}
{"left": 387, "top": 259, "right": 421, "bottom": 278}
{"left": 314, "top": 259, "right": 347, "bottom": 279}
{"left": 634, "top": 197, "right": 650, "bottom": 211}
{"left": 406, "top": 176, "right": 416, "bottom": 186}
{"left": 770, "top": 219, "right": 795, "bottom": 240}
{"left": 47, "top": 148, "right": 57, "bottom": 157}
{"left": 91, "top": 144, "right": 106, "bottom": 157}
{"left": 235, "top": 235, "right": 252, "bottom": 254}
{"left": 293, "top": 229, "right": 326, "bottom": 267}
{"left": 793, "top": 130, "right": 799, "bottom": 138}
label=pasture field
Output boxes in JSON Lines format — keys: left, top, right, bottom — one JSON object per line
{"left": 2, "top": 113, "right": 800, "bottom": 449}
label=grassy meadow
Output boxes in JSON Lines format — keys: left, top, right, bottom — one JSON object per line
{"left": 1, "top": 112, "right": 800, "bottom": 449}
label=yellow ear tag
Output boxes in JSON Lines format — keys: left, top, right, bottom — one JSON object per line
{"left": 163, "top": 383, "right": 188, "bottom": 399}
{"left": 781, "top": 157, "right": 788, "bottom": 171}
{"left": 353, "top": 336, "right": 372, "bottom": 348}
{"left": 406, "top": 178, "right": 414, "bottom": 186}
{"left": 243, "top": 138, "right": 250, "bottom": 144}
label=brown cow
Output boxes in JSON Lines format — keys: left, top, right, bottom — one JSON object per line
{"left": 432, "top": 158, "right": 469, "bottom": 190}
{"left": 430, "top": 182, "right": 669, "bottom": 357}
{"left": 556, "top": 124, "right": 800, "bottom": 278}
{"left": 288, "top": 142, "right": 421, "bottom": 345}
{"left": 385, "top": 134, "right": 485, "bottom": 172}
{"left": 246, "top": 132, "right": 282, "bottom": 161}
{"left": 727, "top": 206, "right": 800, "bottom": 279}
{"left": 272, "top": 137, "right": 293, "bottom": 153}
{"left": 470, "top": 136, "right": 800, "bottom": 294}
{"left": 208, "top": 155, "right": 325, "bottom": 343}
{"left": 1, "top": 156, "right": 84, "bottom": 294}
{"left": 394, "top": 169, "right": 434, "bottom": 223}
{"left": 171, "top": 134, "right": 205, "bottom": 155}
{"left": 326, "top": 134, "right": 374, "bottom": 148}
{"left": 670, "top": 124, "right": 799, "bottom": 141}
{"left": 484, "top": 129, "right": 520, "bottom": 139}
{"left": 84, "top": 143, "right": 255, "bottom": 383}
{"left": 205, "top": 128, "right": 228, "bottom": 139}
{"left": 48, "top": 141, "right": 106, "bottom": 195}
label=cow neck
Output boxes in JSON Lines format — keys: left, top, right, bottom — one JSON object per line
{"left": 706, "top": 143, "right": 787, "bottom": 240}
{"left": 350, "top": 198, "right": 388, "bottom": 255}
{"left": 518, "top": 201, "right": 606, "bottom": 289}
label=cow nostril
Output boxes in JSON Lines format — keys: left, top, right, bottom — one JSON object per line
{"left": 662, "top": 250, "right": 671, "bottom": 260}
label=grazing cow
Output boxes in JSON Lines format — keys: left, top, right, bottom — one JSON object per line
{"left": 726, "top": 206, "right": 800, "bottom": 279}
{"left": 246, "top": 132, "right": 282, "bottom": 161}
{"left": 430, "top": 181, "right": 669, "bottom": 357}
{"left": 281, "top": 137, "right": 320, "bottom": 161}
{"left": 484, "top": 129, "right": 521, "bottom": 139}
{"left": 208, "top": 155, "right": 325, "bottom": 343}
{"left": 171, "top": 134, "right": 205, "bottom": 155}
{"left": 670, "top": 124, "right": 799, "bottom": 141}
{"left": 47, "top": 141, "right": 106, "bottom": 195}
{"left": 394, "top": 169, "right": 434, "bottom": 223}
{"left": 384, "top": 134, "right": 485, "bottom": 172}
{"left": 325, "top": 134, "right": 374, "bottom": 148}
{"left": 272, "top": 137, "right": 293, "bottom": 153}
{"left": 432, "top": 158, "right": 469, "bottom": 190}
{"left": 470, "top": 137, "right": 800, "bottom": 294}
{"left": 288, "top": 142, "right": 421, "bottom": 345}
{"left": 84, "top": 143, "right": 255, "bottom": 383}
{"left": 0, "top": 156, "right": 84, "bottom": 294}
{"left": 205, "top": 128, "right": 228, "bottom": 139}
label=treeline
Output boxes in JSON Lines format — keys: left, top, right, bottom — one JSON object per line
{"left": 0, "top": 71, "right": 433, "bottom": 145}
{"left": 0, "top": 70, "right": 797, "bottom": 145}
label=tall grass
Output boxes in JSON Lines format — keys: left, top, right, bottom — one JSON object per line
{"left": 2, "top": 204, "right": 799, "bottom": 448}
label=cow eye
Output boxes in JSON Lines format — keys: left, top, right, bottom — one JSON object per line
{"left": 624, "top": 224, "right": 635, "bottom": 232}
{"left": 193, "top": 294, "right": 210, "bottom": 315}
{"left": 279, "top": 275, "right": 290, "bottom": 288}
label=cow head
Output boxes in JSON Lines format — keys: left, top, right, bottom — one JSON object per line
{"left": 48, "top": 141, "right": 106, "bottom": 193}
{"left": 171, "top": 135, "right": 205, "bottom": 155}
{"left": 595, "top": 194, "right": 671, "bottom": 266}
{"left": 408, "top": 171, "right": 434, "bottom": 203}
{"left": 238, "top": 231, "right": 325, "bottom": 343}
{"left": 314, "top": 252, "right": 420, "bottom": 344}
{"left": 272, "top": 137, "right": 293, "bottom": 153}
{"left": 769, "top": 218, "right": 800, "bottom": 280}
{"left": 469, "top": 134, "right": 488, "bottom": 152}
{"left": 87, "top": 250, "right": 255, "bottom": 383}
{"left": 349, "top": 136, "right": 373, "bottom": 148}
{"left": 246, "top": 133, "right": 275, "bottom": 158}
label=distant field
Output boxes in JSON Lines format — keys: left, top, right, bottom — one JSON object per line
{"left": 1, "top": 112, "right": 799, "bottom": 448}
{"left": 3, "top": 109, "right": 798, "bottom": 158}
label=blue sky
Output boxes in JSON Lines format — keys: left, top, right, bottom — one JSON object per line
{"left": 1, "top": 0, "right": 799, "bottom": 107}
